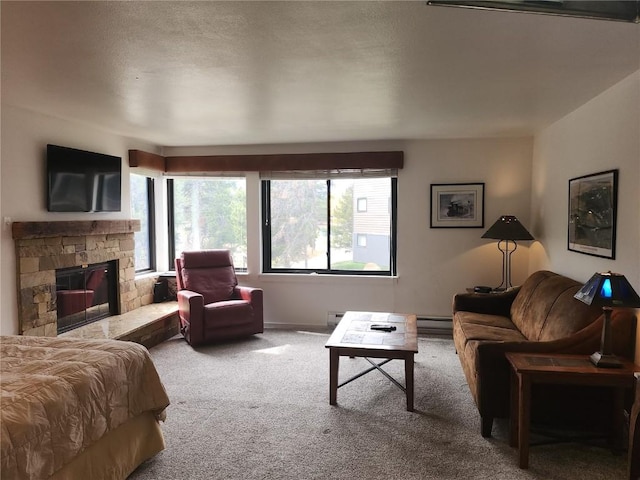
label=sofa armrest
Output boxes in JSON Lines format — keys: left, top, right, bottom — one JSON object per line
{"left": 453, "top": 287, "right": 520, "bottom": 317}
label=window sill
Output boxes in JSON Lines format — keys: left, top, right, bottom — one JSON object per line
{"left": 257, "top": 273, "right": 398, "bottom": 285}
{"left": 135, "top": 271, "right": 159, "bottom": 280}
{"left": 136, "top": 270, "right": 180, "bottom": 281}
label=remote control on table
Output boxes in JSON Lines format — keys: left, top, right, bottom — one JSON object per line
{"left": 370, "top": 324, "right": 396, "bottom": 332}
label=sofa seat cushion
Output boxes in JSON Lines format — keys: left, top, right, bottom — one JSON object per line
{"left": 455, "top": 311, "right": 527, "bottom": 343}
{"left": 203, "top": 300, "right": 253, "bottom": 328}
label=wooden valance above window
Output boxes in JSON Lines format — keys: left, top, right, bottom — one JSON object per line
{"left": 129, "top": 150, "right": 403, "bottom": 174}
{"left": 128, "top": 150, "right": 166, "bottom": 171}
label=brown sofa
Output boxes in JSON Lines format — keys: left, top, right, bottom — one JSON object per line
{"left": 453, "top": 270, "right": 636, "bottom": 437}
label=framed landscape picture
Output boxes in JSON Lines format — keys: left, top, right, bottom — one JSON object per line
{"left": 430, "top": 183, "right": 484, "bottom": 228}
{"left": 568, "top": 169, "right": 618, "bottom": 259}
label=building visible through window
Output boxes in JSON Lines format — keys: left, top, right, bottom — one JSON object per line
{"left": 262, "top": 176, "right": 396, "bottom": 275}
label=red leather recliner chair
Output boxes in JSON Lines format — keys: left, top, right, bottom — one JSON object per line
{"left": 175, "top": 250, "right": 263, "bottom": 346}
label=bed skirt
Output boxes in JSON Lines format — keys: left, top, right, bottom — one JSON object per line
{"left": 49, "top": 411, "right": 165, "bottom": 480}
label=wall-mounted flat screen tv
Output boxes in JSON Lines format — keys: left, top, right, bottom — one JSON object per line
{"left": 47, "top": 144, "right": 122, "bottom": 212}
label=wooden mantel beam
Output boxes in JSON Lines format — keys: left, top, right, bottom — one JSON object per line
{"left": 12, "top": 220, "right": 141, "bottom": 240}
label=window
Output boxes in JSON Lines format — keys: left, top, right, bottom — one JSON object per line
{"left": 169, "top": 177, "right": 247, "bottom": 270}
{"left": 130, "top": 174, "right": 155, "bottom": 273}
{"left": 357, "top": 197, "right": 368, "bottom": 212}
{"left": 262, "top": 176, "right": 396, "bottom": 275}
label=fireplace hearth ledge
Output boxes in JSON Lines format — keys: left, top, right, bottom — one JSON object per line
{"left": 60, "top": 301, "right": 179, "bottom": 349}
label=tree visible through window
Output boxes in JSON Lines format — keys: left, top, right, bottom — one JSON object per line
{"left": 170, "top": 177, "right": 247, "bottom": 270}
{"left": 130, "top": 174, "right": 155, "bottom": 272}
{"left": 268, "top": 179, "right": 326, "bottom": 269}
{"left": 262, "top": 176, "right": 395, "bottom": 274}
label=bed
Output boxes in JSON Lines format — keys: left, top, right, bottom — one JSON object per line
{"left": 0, "top": 335, "right": 170, "bottom": 480}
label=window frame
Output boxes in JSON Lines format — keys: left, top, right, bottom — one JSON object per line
{"left": 167, "top": 178, "right": 177, "bottom": 269}
{"left": 131, "top": 175, "right": 156, "bottom": 274}
{"left": 167, "top": 176, "right": 248, "bottom": 272}
{"left": 261, "top": 177, "right": 397, "bottom": 276}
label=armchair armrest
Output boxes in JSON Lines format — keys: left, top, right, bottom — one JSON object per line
{"left": 453, "top": 287, "right": 520, "bottom": 317}
{"left": 177, "top": 290, "right": 205, "bottom": 345}
{"left": 234, "top": 286, "right": 264, "bottom": 330}
{"left": 235, "top": 285, "right": 263, "bottom": 304}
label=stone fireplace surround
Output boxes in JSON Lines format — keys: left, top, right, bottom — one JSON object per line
{"left": 12, "top": 220, "right": 156, "bottom": 336}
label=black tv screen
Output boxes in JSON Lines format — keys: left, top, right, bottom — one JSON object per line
{"left": 47, "top": 144, "right": 122, "bottom": 212}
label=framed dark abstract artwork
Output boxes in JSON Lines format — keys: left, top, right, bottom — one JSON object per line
{"left": 430, "top": 183, "right": 484, "bottom": 228}
{"left": 568, "top": 169, "right": 618, "bottom": 259}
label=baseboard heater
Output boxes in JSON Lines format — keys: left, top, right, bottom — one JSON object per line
{"left": 326, "top": 312, "right": 452, "bottom": 333}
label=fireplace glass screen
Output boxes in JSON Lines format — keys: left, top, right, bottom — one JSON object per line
{"left": 56, "top": 261, "right": 117, "bottom": 334}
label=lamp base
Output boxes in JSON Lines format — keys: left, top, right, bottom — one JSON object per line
{"left": 589, "top": 351, "right": 623, "bottom": 368}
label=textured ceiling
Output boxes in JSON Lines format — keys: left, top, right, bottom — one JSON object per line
{"left": 2, "top": 1, "right": 639, "bottom": 147}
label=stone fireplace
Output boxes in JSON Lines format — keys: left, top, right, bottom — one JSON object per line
{"left": 12, "top": 220, "right": 142, "bottom": 336}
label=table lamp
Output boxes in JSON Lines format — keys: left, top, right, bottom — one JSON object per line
{"left": 574, "top": 271, "right": 640, "bottom": 368}
{"left": 481, "top": 215, "right": 534, "bottom": 291}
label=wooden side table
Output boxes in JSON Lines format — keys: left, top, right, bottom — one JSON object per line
{"left": 506, "top": 352, "right": 639, "bottom": 469}
{"left": 630, "top": 372, "right": 640, "bottom": 480}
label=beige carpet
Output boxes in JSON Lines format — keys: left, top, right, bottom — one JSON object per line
{"left": 128, "top": 329, "right": 628, "bottom": 479}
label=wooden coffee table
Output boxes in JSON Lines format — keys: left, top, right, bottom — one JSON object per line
{"left": 325, "top": 311, "right": 418, "bottom": 411}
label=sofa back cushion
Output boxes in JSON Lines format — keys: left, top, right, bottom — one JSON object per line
{"left": 510, "top": 270, "right": 602, "bottom": 341}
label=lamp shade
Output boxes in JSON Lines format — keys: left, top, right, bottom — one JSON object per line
{"left": 574, "top": 271, "right": 640, "bottom": 308}
{"left": 481, "top": 215, "right": 534, "bottom": 241}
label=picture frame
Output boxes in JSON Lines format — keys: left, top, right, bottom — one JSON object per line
{"left": 430, "top": 183, "right": 484, "bottom": 228}
{"left": 568, "top": 169, "right": 618, "bottom": 259}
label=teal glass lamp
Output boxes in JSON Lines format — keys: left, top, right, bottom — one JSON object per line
{"left": 574, "top": 271, "right": 640, "bottom": 368}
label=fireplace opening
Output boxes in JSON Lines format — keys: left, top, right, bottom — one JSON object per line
{"left": 56, "top": 261, "right": 118, "bottom": 334}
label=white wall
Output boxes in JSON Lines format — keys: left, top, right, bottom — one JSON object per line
{"left": 1, "top": 106, "right": 533, "bottom": 335}
{"left": 0, "top": 105, "right": 160, "bottom": 335}
{"left": 3, "top": 72, "right": 635, "bottom": 339}
{"left": 164, "top": 137, "right": 533, "bottom": 328}
{"left": 530, "top": 70, "right": 640, "bottom": 361}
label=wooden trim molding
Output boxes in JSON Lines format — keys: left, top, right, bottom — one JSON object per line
{"left": 129, "top": 150, "right": 166, "bottom": 172}
{"left": 12, "top": 220, "right": 141, "bottom": 240}
{"left": 166, "top": 151, "right": 404, "bottom": 173}
{"left": 128, "top": 150, "right": 403, "bottom": 174}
